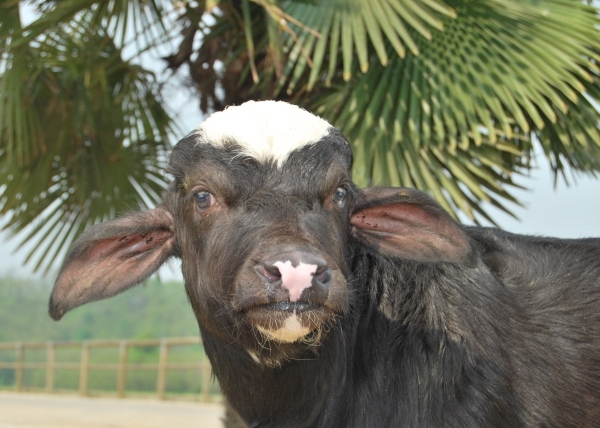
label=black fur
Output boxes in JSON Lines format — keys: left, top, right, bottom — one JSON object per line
{"left": 168, "top": 136, "right": 600, "bottom": 427}
{"left": 51, "top": 126, "right": 600, "bottom": 427}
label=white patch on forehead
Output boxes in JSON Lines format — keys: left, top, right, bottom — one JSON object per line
{"left": 196, "top": 100, "right": 333, "bottom": 167}
{"left": 257, "top": 314, "right": 311, "bottom": 343}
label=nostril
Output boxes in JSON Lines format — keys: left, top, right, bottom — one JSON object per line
{"left": 314, "top": 269, "right": 331, "bottom": 284}
{"left": 256, "top": 265, "right": 282, "bottom": 283}
{"left": 257, "top": 250, "right": 333, "bottom": 302}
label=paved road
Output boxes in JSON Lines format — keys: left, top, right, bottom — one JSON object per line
{"left": 0, "top": 392, "right": 224, "bottom": 428}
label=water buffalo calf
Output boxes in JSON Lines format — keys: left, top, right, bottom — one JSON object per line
{"left": 50, "top": 101, "right": 600, "bottom": 427}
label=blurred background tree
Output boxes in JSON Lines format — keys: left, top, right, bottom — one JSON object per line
{"left": 1, "top": 0, "right": 599, "bottom": 273}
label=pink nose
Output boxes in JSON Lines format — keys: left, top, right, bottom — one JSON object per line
{"left": 256, "top": 250, "right": 331, "bottom": 303}
{"left": 273, "top": 260, "right": 316, "bottom": 302}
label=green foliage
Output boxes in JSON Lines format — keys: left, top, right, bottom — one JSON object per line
{"left": 0, "top": 2, "right": 176, "bottom": 273}
{"left": 0, "top": 276, "right": 197, "bottom": 342}
{"left": 284, "top": 0, "right": 600, "bottom": 221}
{"left": 278, "top": 0, "right": 456, "bottom": 87}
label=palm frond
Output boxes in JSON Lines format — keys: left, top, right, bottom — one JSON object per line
{"left": 0, "top": 8, "right": 175, "bottom": 273}
{"left": 305, "top": 0, "right": 599, "bottom": 221}
{"left": 9, "top": 0, "right": 171, "bottom": 51}
{"left": 274, "top": 0, "right": 455, "bottom": 90}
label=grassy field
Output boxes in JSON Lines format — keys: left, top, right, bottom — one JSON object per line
{"left": 0, "top": 276, "right": 199, "bottom": 342}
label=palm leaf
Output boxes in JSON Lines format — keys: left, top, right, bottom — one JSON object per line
{"left": 306, "top": 0, "right": 599, "bottom": 222}
{"left": 0, "top": 9, "right": 175, "bottom": 273}
{"left": 9, "top": 0, "right": 171, "bottom": 51}
{"left": 273, "top": 0, "right": 455, "bottom": 90}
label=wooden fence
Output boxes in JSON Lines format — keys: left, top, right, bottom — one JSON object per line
{"left": 0, "top": 337, "right": 218, "bottom": 401}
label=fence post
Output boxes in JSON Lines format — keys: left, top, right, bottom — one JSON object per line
{"left": 117, "top": 340, "right": 129, "bottom": 398}
{"left": 79, "top": 342, "right": 90, "bottom": 396}
{"left": 46, "top": 341, "right": 55, "bottom": 393}
{"left": 156, "top": 339, "right": 169, "bottom": 400}
{"left": 2, "top": 337, "right": 208, "bottom": 398}
{"left": 15, "top": 343, "right": 24, "bottom": 392}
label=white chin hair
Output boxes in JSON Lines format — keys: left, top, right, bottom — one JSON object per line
{"left": 257, "top": 314, "right": 312, "bottom": 343}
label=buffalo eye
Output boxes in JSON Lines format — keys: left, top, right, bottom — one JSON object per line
{"left": 332, "top": 187, "right": 347, "bottom": 208}
{"left": 196, "top": 191, "right": 216, "bottom": 210}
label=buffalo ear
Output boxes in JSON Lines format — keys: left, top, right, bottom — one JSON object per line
{"left": 49, "top": 207, "right": 177, "bottom": 320}
{"left": 350, "top": 187, "right": 470, "bottom": 262}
